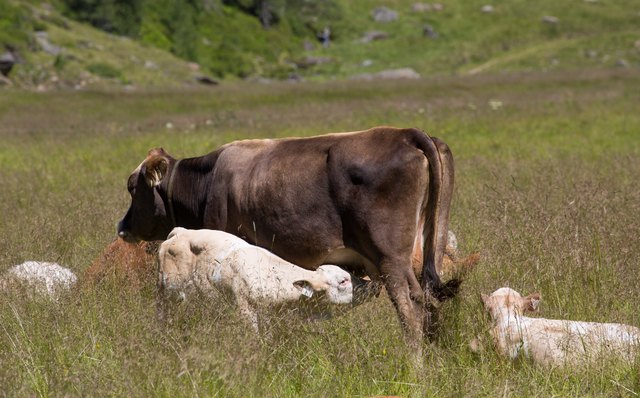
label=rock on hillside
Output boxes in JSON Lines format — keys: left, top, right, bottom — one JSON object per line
{"left": 351, "top": 67, "right": 421, "bottom": 81}
{"left": 372, "top": 7, "right": 399, "bottom": 23}
{"left": 0, "top": 51, "right": 16, "bottom": 77}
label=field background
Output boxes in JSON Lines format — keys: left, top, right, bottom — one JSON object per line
{"left": 1, "top": 67, "right": 639, "bottom": 396}
{"left": 2, "top": 0, "right": 640, "bottom": 394}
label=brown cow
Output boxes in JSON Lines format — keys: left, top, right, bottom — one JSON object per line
{"left": 116, "top": 126, "right": 457, "bottom": 352}
{"left": 81, "top": 238, "right": 159, "bottom": 290}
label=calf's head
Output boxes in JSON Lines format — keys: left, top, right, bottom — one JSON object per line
{"left": 157, "top": 235, "right": 196, "bottom": 293}
{"left": 481, "top": 287, "right": 540, "bottom": 319}
{"left": 293, "top": 265, "right": 353, "bottom": 304}
{"left": 117, "top": 148, "right": 174, "bottom": 242}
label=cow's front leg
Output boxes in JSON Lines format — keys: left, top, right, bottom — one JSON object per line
{"left": 381, "top": 258, "right": 425, "bottom": 359}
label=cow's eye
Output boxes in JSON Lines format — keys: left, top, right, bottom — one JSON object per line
{"left": 127, "top": 175, "right": 135, "bottom": 194}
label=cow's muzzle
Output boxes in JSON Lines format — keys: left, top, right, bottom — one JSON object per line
{"left": 116, "top": 221, "right": 137, "bottom": 243}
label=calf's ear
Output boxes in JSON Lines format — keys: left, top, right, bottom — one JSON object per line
{"left": 480, "top": 293, "right": 490, "bottom": 307}
{"left": 293, "top": 280, "right": 315, "bottom": 298}
{"left": 524, "top": 293, "right": 541, "bottom": 312}
{"left": 143, "top": 155, "right": 169, "bottom": 187}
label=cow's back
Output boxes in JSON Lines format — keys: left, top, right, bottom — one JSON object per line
{"left": 209, "top": 128, "right": 430, "bottom": 271}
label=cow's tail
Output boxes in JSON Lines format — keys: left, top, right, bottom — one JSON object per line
{"left": 411, "top": 129, "right": 460, "bottom": 302}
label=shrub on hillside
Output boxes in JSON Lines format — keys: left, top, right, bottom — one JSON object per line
{"left": 86, "top": 62, "right": 122, "bottom": 79}
{"left": 0, "top": 2, "right": 34, "bottom": 51}
{"left": 57, "top": 0, "right": 342, "bottom": 78}
{"left": 61, "top": 0, "right": 144, "bottom": 36}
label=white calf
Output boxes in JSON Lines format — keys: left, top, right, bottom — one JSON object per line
{"left": 158, "top": 227, "right": 354, "bottom": 330}
{"left": 481, "top": 287, "right": 640, "bottom": 367}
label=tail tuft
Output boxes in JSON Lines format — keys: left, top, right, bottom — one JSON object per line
{"left": 432, "top": 278, "right": 462, "bottom": 302}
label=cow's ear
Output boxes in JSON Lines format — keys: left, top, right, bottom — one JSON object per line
{"left": 480, "top": 293, "right": 490, "bottom": 308}
{"left": 144, "top": 155, "right": 168, "bottom": 187}
{"left": 523, "top": 292, "right": 541, "bottom": 312}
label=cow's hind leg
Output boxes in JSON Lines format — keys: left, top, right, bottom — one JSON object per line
{"left": 380, "top": 257, "right": 425, "bottom": 358}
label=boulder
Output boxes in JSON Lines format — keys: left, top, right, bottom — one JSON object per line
{"left": 481, "top": 5, "right": 494, "bottom": 13}
{"left": 352, "top": 67, "right": 421, "bottom": 81}
{"left": 423, "top": 24, "right": 439, "bottom": 39}
{"left": 0, "top": 51, "right": 15, "bottom": 77}
{"left": 360, "top": 31, "right": 389, "bottom": 43}
{"left": 372, "top": 7, "right": 398, "bottom": 22}
{"left": 377, "top": 68, "right": 421, "bottom": 79}
{"left": 144, "top": 60, "right": 158, "bottom": 70}
{"left": 317, "top": 26, "right": 331, "bottom": 48}
{"left": 412, "top": 3, "right": 432, "bottom": 12}
{"left": 303, "top": 39, "right": 315, "bottom": 51}
{"left": 584, "top": 49, "right": 598, "bottom": 59}
{"left": 195, "top": 75, "right": 219, "bottom": 85}
{"left": 35, "top": 31, "right": 62, "bottom": 56}
{"left": 287, "top": 72, "right": 303, "bottom": 82}
{"left": 295, "top": 56, "right": 332, "bottom": 69}
{"left": 616, "top": 59, "right": 629, "bottom": 68}
{"left": 541, "top": 15, "right": 559, "bottom": 24}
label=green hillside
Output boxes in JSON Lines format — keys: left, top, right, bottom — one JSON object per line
{"left": 0, "top": 0, "right": 638, "bottom": 88}
{"left": 321, "top": 0, "right": 640, "bottom": 77}
{"left": 0, "top": 1, "right": 198, "bottom": 88}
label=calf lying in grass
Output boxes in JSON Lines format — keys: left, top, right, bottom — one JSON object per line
{"left": 481, "top": 287, "right": 640, "bottom": 367}
{"left": 1, "top": 261, "right": 77, "bottom": 300}
{"left": 440, "top": 230, "right": 480, "bottom": 282}
{"left": 158, "top": 227, "right": 358, "bottom": 331}
{"left": 81, "top": 238, "right": 159, "bottom": 291}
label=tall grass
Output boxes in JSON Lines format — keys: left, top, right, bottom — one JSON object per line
{"left": 0, "top": 69, "right": 639, "bottom": 396}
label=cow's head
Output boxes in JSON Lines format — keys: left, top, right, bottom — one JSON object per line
{"left": 117, "top": 148, "right": 175, "bottom": 243}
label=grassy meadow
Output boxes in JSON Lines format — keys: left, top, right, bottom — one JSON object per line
{"left": 1, "top": 68, "right": 640, "bottom": 396}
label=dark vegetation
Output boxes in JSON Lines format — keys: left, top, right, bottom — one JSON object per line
{"left": 0, "top": 1, "right": 34, "bottom": 52}
{"left": 58, "top": 0, "right": 343, "bottom": 77}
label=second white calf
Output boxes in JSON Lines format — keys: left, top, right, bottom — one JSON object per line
{"left": 482, "top": 287, "right": 640, "bottom": 367}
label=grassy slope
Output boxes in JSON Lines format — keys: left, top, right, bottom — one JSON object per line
{"left": 1, "top": 0, "right": 306, "bottom": 87}
{"left": 2, "top": 0, "right": 639, "bottom": 86}
{"left": 0, "top": 69, "right": 639, "bottom": 396}
{"left": 308, "top": 0, "right": 640, "bottom": 78}
{"left": 2, "top": 0, "right": 196, "bottom": 89}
